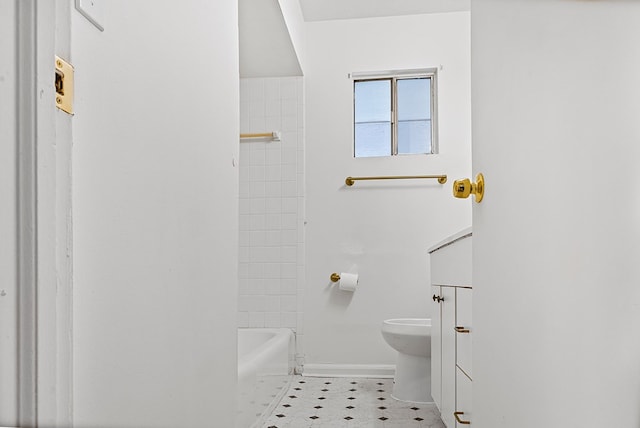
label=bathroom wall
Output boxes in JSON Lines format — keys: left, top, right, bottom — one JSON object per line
{"left": 304, "top": 12, "right": 472, "bottom": 369}
{"left": 71, "top": 1, "right": 239, "bottom": 426}
{"left": 238, "top": 77, "right": 305, "bottom": 346}
{"left": 277, "top": 0, "right": 306, "bottom": 72}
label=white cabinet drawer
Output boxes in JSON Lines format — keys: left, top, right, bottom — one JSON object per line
{"left": 430, "top": 236, "right": 471, "bottom": 286}
{"left": 456, "top": 287, "right": 472, "bottom": 378}
{"left": 455, "top": 368, "right": 473, "bottom": 427}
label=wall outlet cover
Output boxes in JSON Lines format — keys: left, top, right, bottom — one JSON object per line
{"left": 75, "top": 0, "right": 104, "bottom": 32}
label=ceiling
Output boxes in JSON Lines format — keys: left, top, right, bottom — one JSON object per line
{"left": 298, "top": 0, "right": 470, "bottom": 22}
{"left": 239, "top": 0, "right": 471, "bottom": 78}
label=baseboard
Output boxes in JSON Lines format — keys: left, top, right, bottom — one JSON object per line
{"left": 302, "top": 364, "right": 395, "bottom": 378}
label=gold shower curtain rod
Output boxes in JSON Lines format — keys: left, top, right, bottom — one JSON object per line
{"left": 345, "top": 175, "right": 447, "bottom": 186}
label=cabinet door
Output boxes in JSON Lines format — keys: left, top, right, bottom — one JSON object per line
{"left": 431, "top": 286, "right": 442, "bottom": 410}
{"left": 455, "top": 368, "right": 473, "bottom": 427}
{"left": 441, "top": 286, "right": 456, "bottom": 428}
{"left": 456, "top": 287, "right": 472, "bottom": 378}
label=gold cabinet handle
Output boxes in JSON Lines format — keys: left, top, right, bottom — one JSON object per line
{"left": 454, "top": 326, "right": 470, "bottom": 333}
{"left": 453, "top": 173, "right": 484, "bottom": 203}
{"left": 454, "top": 411, "right": 471, "bottom": 425}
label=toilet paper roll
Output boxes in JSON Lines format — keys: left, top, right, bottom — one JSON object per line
{"left": 339, "top": 272, "right": 359, "bottom": 292}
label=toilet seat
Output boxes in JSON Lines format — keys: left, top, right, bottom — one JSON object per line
{"left": 382, "top": 318, "right": 431, "bottom": 336}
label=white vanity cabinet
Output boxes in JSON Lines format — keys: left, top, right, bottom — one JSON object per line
{"left": 429, "top": 228, "right": 472, "bottom": 427}
{"left": 432, "top": 284, "right": 456, "bottom": 427}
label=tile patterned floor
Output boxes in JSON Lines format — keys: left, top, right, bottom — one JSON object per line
{"left": 262, "top": 376, "right": 446, "bottom": 428}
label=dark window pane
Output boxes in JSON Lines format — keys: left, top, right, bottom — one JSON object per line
{"left": 355, "top": 123, "right": 391, "bottom": 157}
{"left": 355, "top": 80, "right": 391, "bottom": 123}
{"left": 398, "top": 120, "right": 431, "bottom": 154}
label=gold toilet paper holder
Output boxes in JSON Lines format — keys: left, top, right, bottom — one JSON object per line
{"left": 330, "top": 273, "right": 341, "bottom": 282}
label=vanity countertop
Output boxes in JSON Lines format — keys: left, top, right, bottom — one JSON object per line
{"left": 428, "top": 227, "right": 472, "bottom": 254}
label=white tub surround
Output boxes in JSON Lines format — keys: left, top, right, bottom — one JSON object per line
{"left": 236, "top": 328, "right": 295, "bottom": 428}
{"left": 238, "top": 77, "right": 305, "bottom": 335}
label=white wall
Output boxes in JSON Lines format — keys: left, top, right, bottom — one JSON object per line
{"left": 304, "top": 13, "right": 471, "bottom": 368}
{"left": 278, "top": 0, "right": 306, "bottom": 72}
{"left": 71, "top": 2, "right": 239, "bottom": 426}
{"left": 239, "top": 0, "right": 302, "bottom": 77}
{"left": 0, "top": 1, "right": 18, "bottom": 424}
{"left": 472, "top": 1, "right": 640, "bottom": 426}
{"left": 237, "top": 77, "right": 305, "bottom": 346}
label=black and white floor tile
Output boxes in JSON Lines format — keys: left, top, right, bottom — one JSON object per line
{"left": 262, "top": 376, "right": 446, "bottom": 428}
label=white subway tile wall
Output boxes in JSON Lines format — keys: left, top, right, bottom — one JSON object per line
{"left": 238, "top": 77, "right": 305, "bottom": 345}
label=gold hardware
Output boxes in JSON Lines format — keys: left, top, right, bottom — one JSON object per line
{"left": 453, "top": 173, "right": 484, "bottom": 203}
{"left": 54, "top": 55, "right": 74, "bottom": 115}
{"left": 454, "top": 326, "right": 470, "bottom": 333}
{"left": 330, "top": 273, "right": 341, "bottom": 282}
{"left": 454, "top": 411, "right": 471, "bottom": 425}
{"left": 240, "top": 133, "right": 273, "bottom": 138}
{"left": 240, "top": 132, "right": 280, "bottom": 141}
{"left": 345, "top": 175, "right": 447, "bottom": 187}
{"left": 432, "top": 294, "right": 444, "bottom": 303}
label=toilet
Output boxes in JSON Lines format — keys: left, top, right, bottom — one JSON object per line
{"left": 381, "top": 318, "right": 432, "bottom": 403}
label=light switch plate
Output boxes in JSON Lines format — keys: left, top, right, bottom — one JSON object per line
{"left": 75, "top": 0, "right": 104, "bottom": 32}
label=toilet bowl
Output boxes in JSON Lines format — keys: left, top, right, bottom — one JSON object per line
{"left": 381, "top": 318, "right": 432, "bottom": 403}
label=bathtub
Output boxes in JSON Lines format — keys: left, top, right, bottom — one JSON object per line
{"left": 236, "top": 328, "right": 294, "bottom": 428}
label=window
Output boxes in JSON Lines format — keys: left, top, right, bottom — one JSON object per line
{"left": 353, "top": 69, "right": 437, "bottom": 158}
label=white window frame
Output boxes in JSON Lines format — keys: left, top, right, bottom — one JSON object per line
{"left": 351, "top": 68, "right": 439, "bottom": 157}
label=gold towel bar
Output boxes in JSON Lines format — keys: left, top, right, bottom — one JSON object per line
{"left": 239, "top": 132, "right": 281, "bottom": 141}
{"left": 345, "top": 175, "right": 447, "bottom": 186}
